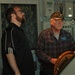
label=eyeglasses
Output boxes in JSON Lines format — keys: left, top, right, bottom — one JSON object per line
{"left": 16, "top": 10, "right": 24, "bottom": 13}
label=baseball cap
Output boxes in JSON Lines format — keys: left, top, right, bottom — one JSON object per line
{"left": 51, "top": 12, "right": 64, "bottom": 20}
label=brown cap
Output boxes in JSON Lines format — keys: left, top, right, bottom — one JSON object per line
{"left": 51, "top": 12, "right": 64, "bottom": 20}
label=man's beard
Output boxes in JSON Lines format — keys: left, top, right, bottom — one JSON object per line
{"left": 16, "top": 15, "right": 25, "bottom": 24}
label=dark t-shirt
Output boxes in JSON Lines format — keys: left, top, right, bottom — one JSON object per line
{"left": 1, "top": 23, "right": 35, "bottom": 75}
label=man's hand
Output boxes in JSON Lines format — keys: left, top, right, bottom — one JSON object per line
{"left": 50, "top": 58, "right": 57, "bottom": 65}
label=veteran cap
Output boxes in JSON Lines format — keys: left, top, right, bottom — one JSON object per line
{"left": 51, "top": 12, "right": 64, "bottom": 20}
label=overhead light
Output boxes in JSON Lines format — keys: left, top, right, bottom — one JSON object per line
{"left": 69, "top": 7, "right": 72, "bottom": 10}
{"left": 68, "top": 14, "right": 72, "bottom": 17}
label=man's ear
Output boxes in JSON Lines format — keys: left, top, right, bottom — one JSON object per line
{"left": 50, "top": 18, "right": 53, "bottom": 25}
{"left": 50, "top": 18, "right": 53, "bottom": 22}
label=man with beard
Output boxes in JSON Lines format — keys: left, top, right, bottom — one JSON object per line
{"left": 1, "top": 6, "right": 35, "bottom": 75}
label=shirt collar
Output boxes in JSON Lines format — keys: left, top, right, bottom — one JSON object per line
{"left": 8, "top": 23, "right": 23, "bottom": 31}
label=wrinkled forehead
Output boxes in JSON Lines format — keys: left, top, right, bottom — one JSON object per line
{"left": 51, "top": 18, "right": 63, "bottom": 21}
{"left": 53, "top": 18, "right": 62, "bottom": 20}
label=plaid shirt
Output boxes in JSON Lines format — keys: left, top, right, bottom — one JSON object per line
{"left": 36, "top": 28, "right": 75, "bottom": 63}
